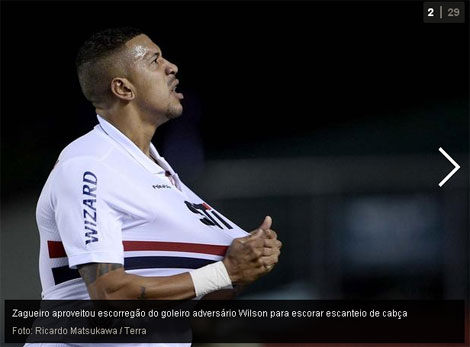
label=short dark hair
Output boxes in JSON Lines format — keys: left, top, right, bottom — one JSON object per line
{"left": 76, "top": 27, "right": 143, "bottom": 106}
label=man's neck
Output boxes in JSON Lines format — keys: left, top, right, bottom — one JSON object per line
{"left": 97, "top": 108, "right": 165, "bottom": 158}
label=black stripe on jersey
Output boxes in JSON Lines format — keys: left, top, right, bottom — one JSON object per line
{"left": 51, "top": 256, "right": 217, "bottom": 285}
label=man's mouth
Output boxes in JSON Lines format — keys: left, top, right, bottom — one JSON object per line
{"left": 170, "top": 79, "right": 184, "bottom": 100}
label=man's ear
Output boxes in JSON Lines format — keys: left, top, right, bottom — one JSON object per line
{"left": 110, "top": 77, "right": 135, "bottom": 101}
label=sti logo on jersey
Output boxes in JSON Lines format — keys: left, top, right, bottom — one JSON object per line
{"left": 82, "top": 171, "right": 99, "bottom": 244}
{"left": 184, "top": 201, "right": 233, "bottom": 230}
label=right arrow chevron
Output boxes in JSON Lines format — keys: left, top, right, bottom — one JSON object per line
{"left": 438, "top": 147, "right": 460, "bottom": 187}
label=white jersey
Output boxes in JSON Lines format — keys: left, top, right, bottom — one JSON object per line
{"left": 36, "top": 115, "right": 248, "bottom": 301}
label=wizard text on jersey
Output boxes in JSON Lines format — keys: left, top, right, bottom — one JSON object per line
{"left": 82, "top": 171, "right": 99, "bottom": 244}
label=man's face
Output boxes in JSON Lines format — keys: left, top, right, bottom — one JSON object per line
{"left": 124, "top": 34, "right": 183, "bottom": 120}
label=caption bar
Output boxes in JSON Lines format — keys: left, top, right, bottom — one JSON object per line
{"left": 4, "top": 300, "right": 465, "bottom": 343}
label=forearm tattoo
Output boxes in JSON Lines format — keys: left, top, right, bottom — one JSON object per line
{"left": 77, "top": 263, "right": 122, "bottom": 285}
{"left": 138, "top": 286, "right": 147, "bottom": 300}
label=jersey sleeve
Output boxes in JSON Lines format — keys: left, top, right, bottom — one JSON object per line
{"left": 51, "top": 157, "right": 125, "bottom": 269}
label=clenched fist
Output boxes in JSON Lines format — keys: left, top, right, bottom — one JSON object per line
{"left": 223, "top": 216, "right": 282, "bottom": 285}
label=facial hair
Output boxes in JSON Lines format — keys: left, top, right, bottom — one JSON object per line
{"left": 165, "top": 100, "right": 183, "bottom": 120}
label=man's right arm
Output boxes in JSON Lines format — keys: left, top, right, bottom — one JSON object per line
{"left": 78, "top": 263, "right": 197, "bottom": 300}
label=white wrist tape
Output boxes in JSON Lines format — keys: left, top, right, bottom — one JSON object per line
{"left": 189, "top": 261, "right": 232, "bottom": 297}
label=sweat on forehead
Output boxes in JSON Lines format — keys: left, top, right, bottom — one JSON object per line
{"left": 133, "top": 45, "right": 148, "bottom": 59}
{"left": 125, "top": 34, "right": 161, "bottom": 60}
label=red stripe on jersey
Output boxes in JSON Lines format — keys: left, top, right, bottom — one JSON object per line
{"left": 123, "top": 241, "right": 227, "bottom": 255}
{"left": 48, "top": 240, "right": 67, "bottom": 258}
{"left": 48, "top": 240, "right": 228, "bottom": 258}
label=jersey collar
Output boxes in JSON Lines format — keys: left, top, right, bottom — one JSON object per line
{"left": 96, "top": 114, "right": 166, "bottom": 175}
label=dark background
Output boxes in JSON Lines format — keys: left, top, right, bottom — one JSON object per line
{"left": 2, "top": 1, "right": 468, "bottom": 199}
{"left": 1, "top": 0, "right": 469, "bottom": 329}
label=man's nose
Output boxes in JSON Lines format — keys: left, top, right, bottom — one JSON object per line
{"left": 164, "top": 58, "right": 178, "bottom": 75}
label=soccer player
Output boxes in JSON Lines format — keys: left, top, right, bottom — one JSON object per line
{"left": 35, "top": 27, "right": 281, "bottom": 308}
